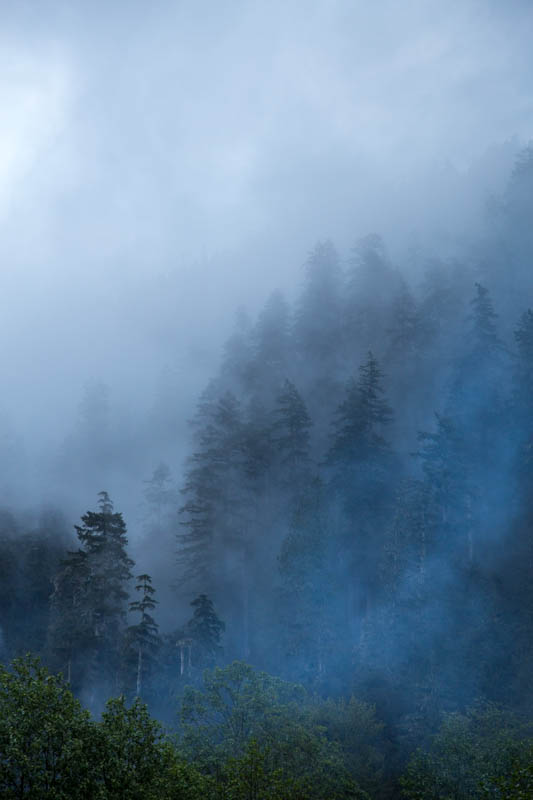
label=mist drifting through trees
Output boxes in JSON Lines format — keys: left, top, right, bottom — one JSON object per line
{"left": 2, "top": 2, "right": 533, "bottom": 797}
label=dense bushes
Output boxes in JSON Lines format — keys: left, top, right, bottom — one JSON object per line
{"left": 0, "top": 655, "right": 370, "bottom": 799}
{"left": 5, "top": 655, "right": 533, "bottom": 799}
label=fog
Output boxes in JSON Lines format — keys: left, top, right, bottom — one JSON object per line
{"left": 2, "top": 4, "right": 533, "bottom": 772}
{"left": 1, "top": 1, "right": 531, "bottom": 509}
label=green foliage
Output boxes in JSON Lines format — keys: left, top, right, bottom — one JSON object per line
{"left": 481, "top": 741, "right": 533, "bottom": 799}
{"left": 96, "top": 695, "right": 166, "bottom": 800}
{"left": 48, "top": 492, "right": 134, "bottom": 695}
{"left": 221, "top": 736, "right": 368, "bottom": 800}
{"left": 401, "top": 703, "right": 531, "bottom": 800}
{"left": 221, "top": 738, "right": 289, "bottom": 800}
{"left": 179, "top": 661, "right": 368, "bottom": 799}
{"left": 0, "top": 654, "right": 211, "bottom": 800}
{"left": 0, "top": 653, "right": 375, "bottom": 800}
{"left": 0, "top": 654, "right": 96, "bottom": 799}
{"left": 121, "top": 573, "right": 161, "bottom": 699}
{"left": 310, "top": 695, "right": 386, "bottom": 794}
{"left": 179, "top": 660, "right": 305, "bottom": 765}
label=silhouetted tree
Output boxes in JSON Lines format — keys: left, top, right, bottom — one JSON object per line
{"left": 186, "top": 594, "right": 225, "bottom": 668}
{"left": 122, "top": 573, "right": 160, "bottom": 699}
{"left": 49, "top": 492, "right": 133, "bottom": 698}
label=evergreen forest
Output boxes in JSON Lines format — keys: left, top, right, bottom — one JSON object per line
{"left": 4, "top": 147, "right": 533, "bottom": 798}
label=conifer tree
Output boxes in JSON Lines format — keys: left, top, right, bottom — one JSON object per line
{"left": 272, "top": 379, "right": 312, "bottom": 491}
{"left": 186, "top": 593, "right": 225, "bottom": 668}
{"left": 47, "top": 549, "right": 90, "bottom": 687}
{"left": 179, "top": 390, "right": 253, "bottom": 658}
{"left": 122, "top": 574, "right": 160, "bottom": 698}
{"left": 328, "top": 352, "right": 392, "bottom": 470}
{"left": 48, "top": 492, "right": 134, "bottom": 696}
{"left": 179, "top": 389, "right": 245, "bottom": 589}
{"left": 327, "top": 352, "right": 395, "bottom": 634}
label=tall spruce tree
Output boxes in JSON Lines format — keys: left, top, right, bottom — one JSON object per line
{"left": 272, "top": 379, "right": 312, "bottom": 491}
{"left": 179, "top": 388, "right": 245, "bottom": 589}
{"left": 179, "top": 389, "right": 254, "bottom": 658}
{"left": 122, "top": 573, "right": 160, "bottom": 699}
{"left": 186, "top": 593, "right": 225, "bottom": 669}
{"left": 48, "top": 492, "right": 133, "bottom": 698}
{"left": 328, "top": 352, "right": 392, "bottom": 470}
{"left": 327, "top": 352, "right": 395, "bottom": 635}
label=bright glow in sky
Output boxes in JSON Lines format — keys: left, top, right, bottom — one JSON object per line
{"left": 0, "top": 0, "right": 531, "bottom": 486}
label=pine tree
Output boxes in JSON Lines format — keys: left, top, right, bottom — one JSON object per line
{"left": 48, "top": 492, "right": 134, "bottom": 697}
{"left": 122, "top": 574, "right": 160, "bottom": 698}
{"left": 186, "top": 594, "right": 225, "bottom": 668}
{"left": 328, "top": 352, "right": 392, "bottom": 469}
{"left": 272, "top": 379, "right": 312, "bottom": 489}
{"left": 327, "top": 352, "right": 395, "bottom": 636}
{"left": 179, "top": 390, "right": 254, "bottom": 658}
{"left": 179, "top": 388, "right": 245, "bottom": 588}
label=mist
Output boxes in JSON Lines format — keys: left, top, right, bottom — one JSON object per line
{"left": 0, "top": 1, "right": 531, "bottom": 514}
{"left": 1, "top": 3, "right": 533, "bottom": 796}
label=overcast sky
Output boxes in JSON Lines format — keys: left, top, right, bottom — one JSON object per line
{"left": 0, "top": 0, "right": 532, "bottom": 504}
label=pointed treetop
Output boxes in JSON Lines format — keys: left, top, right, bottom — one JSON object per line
{"left": 129, "top": 573, "right": 158, "bottom": 619}
{"left": 134, "top": 574, "right": 157, "bottom": 595}
{"left": 98, "top": 491, "right": 114, "bottom": 514}
{"left": 328, "top": 351, "right": 392, "bottom": 465}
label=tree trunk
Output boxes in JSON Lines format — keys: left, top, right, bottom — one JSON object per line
{"left": 242, "top": 557, "right": 250, "bottom": 660}
{"left": 136, "top": 645, "right": 142, "bottom": 696}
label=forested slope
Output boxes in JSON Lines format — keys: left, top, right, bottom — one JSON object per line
{"left": 3, "top": 147, "right": 533, "bottom": 798}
